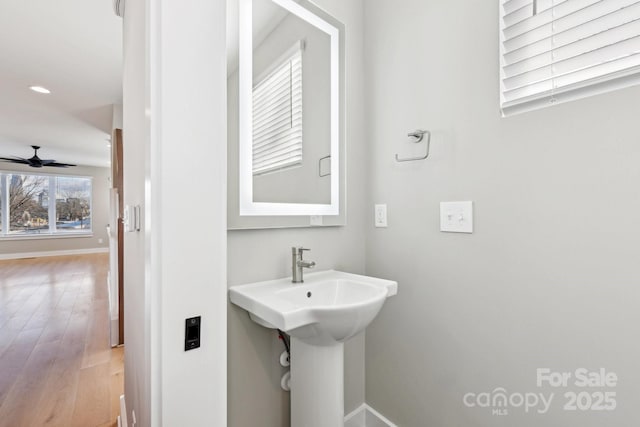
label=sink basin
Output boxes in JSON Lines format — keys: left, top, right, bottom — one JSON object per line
{"left": 230, "top": 269, "right": 397, "bottom": 426}
{"left": 229, "top": 270, "right": 397, "bottom": 345}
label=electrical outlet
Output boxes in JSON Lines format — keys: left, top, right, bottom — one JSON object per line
{"left": 310, "top": 215, "right": 323, "bottom": 226}
{"left": 98, "top": 238, "right": 104, "bottom": 244}
{"left": 374, "top": 204, "right": 388, "bottom": 227}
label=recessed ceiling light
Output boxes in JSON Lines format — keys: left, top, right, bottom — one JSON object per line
{"left": 29, "top": 86, "right": 51, "bottom": 94}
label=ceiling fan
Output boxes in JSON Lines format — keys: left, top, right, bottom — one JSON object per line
{"left": 0, "top": 145, "right": 76, "bottom": 168}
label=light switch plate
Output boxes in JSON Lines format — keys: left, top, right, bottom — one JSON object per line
{"left": 123, "top": 205, "right": 141, "bottom": 232}
{"left": 440, "top": 201, "right": 473, "bottom": 233}
{"left": 123, "top": 205, "right": 132, "bottom": 232}
{"left": 374, "top": 204, "right": 388, "bottom": 228}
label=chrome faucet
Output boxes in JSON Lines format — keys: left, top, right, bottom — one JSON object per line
{"left": 292, "top": 247, "right": 315, "bottom": 283}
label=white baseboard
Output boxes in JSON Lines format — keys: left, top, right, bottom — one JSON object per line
{"left": 345, "top": 404, "right": 366, "bottom": 427}
{"left": 0, "top": 247, "right": 108, "bottom": 260}
{"left": 345, "top": 403, "right": 397, "bottom": 427}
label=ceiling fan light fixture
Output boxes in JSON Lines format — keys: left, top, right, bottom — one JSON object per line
{"left": 29, "top": 85, "right": 51, "bottom": 94}
{"left": 0, "top": 145, "right": 76, "bottom": 168}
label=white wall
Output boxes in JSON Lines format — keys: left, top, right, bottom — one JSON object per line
{"left": 363, "top": 1, "right": 640, "bottom": 426}
{"left": 227, "top": 0, "right": 366, "bottom": 425}
{"left": 156, "top": 0, "right": 227, "bottom": 425}
{"left": 112, "top": 104, "right": 123, "bottom": 130}
{"left": 0, "top": 164, "right": 110, "bottom": 257}
{"left": 122, "top": 0, "right": 151, "bottom": 423}
{"left": 122, "top": 0, "right": 227, "bottom": 425}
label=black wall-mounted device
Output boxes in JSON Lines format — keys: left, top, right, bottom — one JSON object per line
{"left": 185, "top": 316, "right": 201, "bottom": 351}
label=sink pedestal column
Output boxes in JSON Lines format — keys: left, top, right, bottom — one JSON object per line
{"left": 290, "top": 338, "right": 344, "bottom": 427}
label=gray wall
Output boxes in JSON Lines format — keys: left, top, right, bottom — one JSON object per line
{"left": 227, "top": 0, "right": 366, "bottom": 425}
{"left": 363, "top": 1, "right": 640, "bottom": 426}
{"left": 0, "top": 163, "right": 110, "bottom": 255}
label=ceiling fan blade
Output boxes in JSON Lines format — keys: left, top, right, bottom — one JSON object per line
{"left": 0, "top": 157, "right": 31, "bottom": 165}
{"left": 1, "top": 148, "right": 76, "bottom": 168}
{"left": 43, "top": 162, "right": 76, "bottom": 168}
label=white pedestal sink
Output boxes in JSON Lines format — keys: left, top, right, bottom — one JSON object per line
{"left": 229, "top": 270, "right": 397, "bottom": 427}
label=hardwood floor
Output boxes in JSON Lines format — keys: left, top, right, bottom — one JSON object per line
{"left": 0, "top": 254, "right": 123, "bottom": 427}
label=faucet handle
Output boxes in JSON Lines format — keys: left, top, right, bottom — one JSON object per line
{"left": 292, "top": 246, "right": 311, "bottom": 255}
{"left": 299, "top": 248, "right": 311, "bottom": 259}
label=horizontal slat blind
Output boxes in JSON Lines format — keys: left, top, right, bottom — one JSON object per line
{"left": 500, "top": 0, "right": 640, "bottom": 115}
{"left": 252, "top": 49, "right": 303, "bottom": 175}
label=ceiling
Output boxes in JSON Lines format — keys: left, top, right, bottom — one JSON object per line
{"left": 0, "top": 0, "right": 123, "bottom": 168}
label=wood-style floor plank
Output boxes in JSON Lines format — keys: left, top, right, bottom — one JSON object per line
{"left": 70, "top": 362, "right": 111, "bottom": 427}
{"left": 0, "top": 327, "right": 43, "bottom": 404}
{"left": 0, "top": 340, "right": 61, "bottom": 426}
{"left": 109, "top": 347, "right": 124, "bottom": 424}
{"left": 0, "top": 254, "right": 123, "bottom": 427}
{"left": 82, "top": 305, "right": 111, "bottom": 369}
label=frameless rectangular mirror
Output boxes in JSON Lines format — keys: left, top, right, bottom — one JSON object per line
{"left": 227, "top": 0, "right": 345, "bottom": 229}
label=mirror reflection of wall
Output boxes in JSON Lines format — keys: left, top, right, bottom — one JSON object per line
{"left": 251, "top": 0, "right": 331, "bottom": 204}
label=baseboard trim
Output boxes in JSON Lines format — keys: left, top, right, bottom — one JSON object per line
{"left": 344, "top": 404, "right": 366, "bottom": 426}
{"left": 0, "top": 247, "right": 108, "bottom": 260}
{"left": 345, "top": 403, "right": 397, "bottom": 427}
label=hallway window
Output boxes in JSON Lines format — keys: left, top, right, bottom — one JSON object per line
{"left": 0, "top": 172, "right": 92, "bottom": 237}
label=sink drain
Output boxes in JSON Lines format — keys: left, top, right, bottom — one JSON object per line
{"left": 306, "top": 291, "right": 312, "bottom": 298}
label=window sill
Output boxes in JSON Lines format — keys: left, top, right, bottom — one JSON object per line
{"left": 0, "top": 233, "right": 94, "bottom": 241}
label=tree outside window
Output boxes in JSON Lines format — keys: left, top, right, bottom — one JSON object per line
{"left": 56, "top": 177, "right": 91, "bottom": 232}
{"left": 0, "top": 173, "right": 92, "bottom": 236}
{"left": 8, "top": 175, "right": 49, "bottom": 234}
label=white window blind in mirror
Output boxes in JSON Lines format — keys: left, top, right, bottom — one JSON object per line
{"left": 252, "top": 44, "right": 303, "bottom": 175}
{"left": 500, "top": 0, "right": 640, "bottom": 116}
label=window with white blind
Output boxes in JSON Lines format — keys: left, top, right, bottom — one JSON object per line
{"left": 252, "top": 44, "right": 303, "bottom": 175}
{"left": 500, "top": 0, "right": 640, "bottom": 116}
